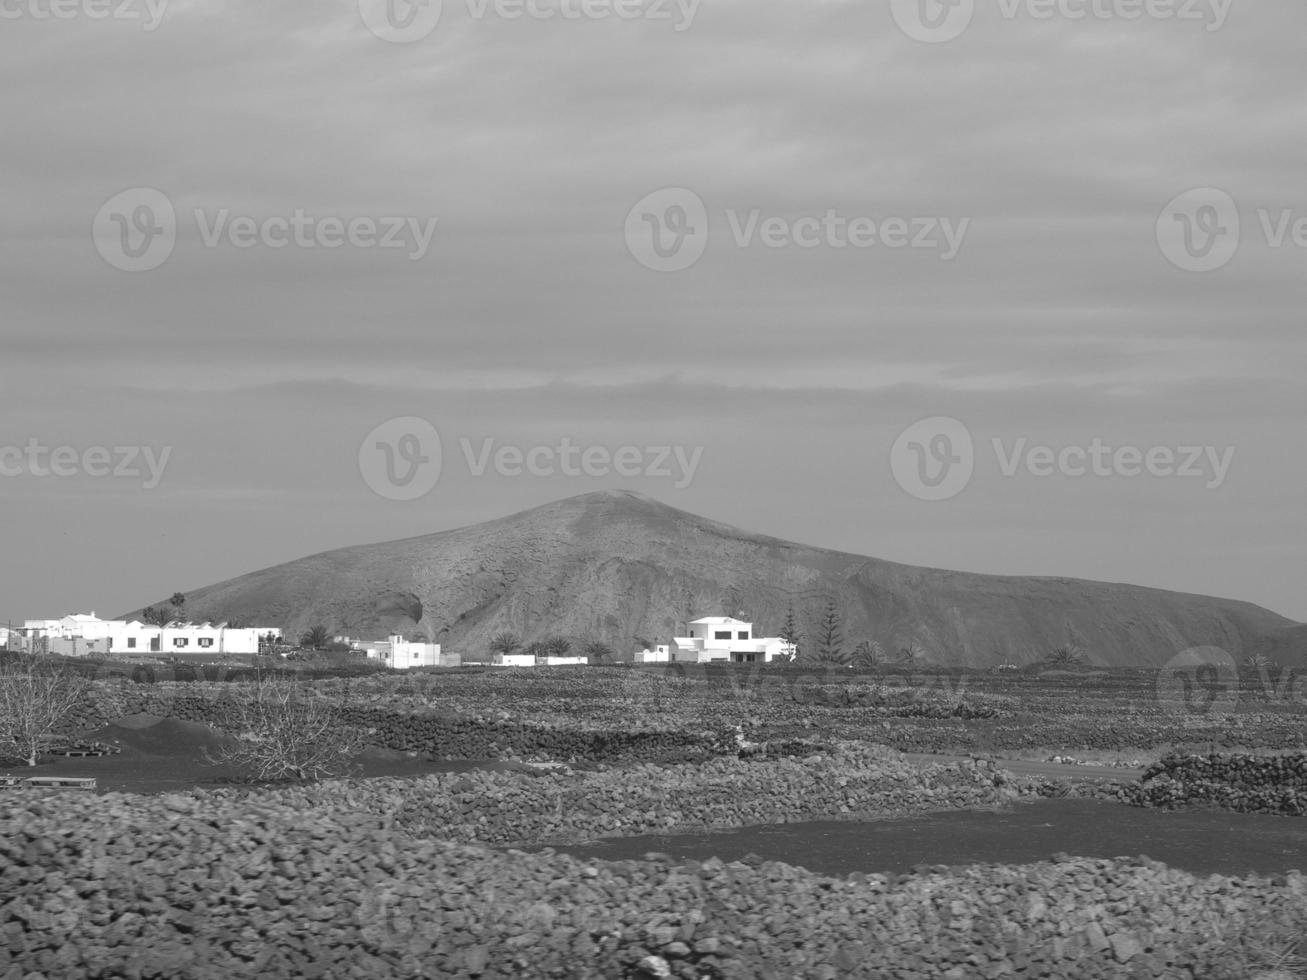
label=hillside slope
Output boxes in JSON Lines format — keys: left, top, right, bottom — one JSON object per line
{"left": 128, "top": 490, "right": 1300, "bottom": 667}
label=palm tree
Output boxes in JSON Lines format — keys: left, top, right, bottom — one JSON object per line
{"left": 1044, "top": 645, "right": 1085, "bottom": 668}
{"left": 523, "top": 641, "right": 547, "bottom": 664}
{"left": 584, "top": 640, "right": 612, "bottom": 664}
{"left": 489, "top": 632, "right": 522, "bottom": 664}
{"left": 169, "top": 592, "right": 187, "bottom": 620}
{"left": 542, "top": 636, "right": 571, "bottom": 658}
{"left": 299, "top": 625, "right": 331, "bottom": 651}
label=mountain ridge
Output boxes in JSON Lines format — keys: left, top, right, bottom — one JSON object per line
{"left": 126, "top": 490, "right": 1302, "bottom": 667}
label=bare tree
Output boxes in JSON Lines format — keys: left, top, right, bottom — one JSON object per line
{"left": 141, "top": 606, "right": 171, "bottom": 627}
{"left": 206, "top": 676, "right": 365, "bottom": 782}
{"left": 852, "top": 639, "right": 883, "bottom": 670}
{"left": 897, "top": 641, "right": 927, "bottom": 668}
{"left": 0, "top": 655, "right": 89, "bottom": 766}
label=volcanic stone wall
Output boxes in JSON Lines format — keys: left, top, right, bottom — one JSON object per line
{"left": 1122, "top": 752, "right": 1307, "bottom": 815}
{"left": 64, "top": 687, "right": 740, "bottom": 764}
{"left": 251, "top": 746, "right": 1017, "bottom": 846}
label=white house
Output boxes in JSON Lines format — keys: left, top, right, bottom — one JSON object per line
{"left": 19, "top": 613, "right": 281, "bottom": 657}
{"left": 659, "top": 617, "right": 794, "bottom": 664}
{"left": 23, "top": 614, "right": 108, "bottom": 640}
{"left": 355, "top": 635, "right": 452, "bottom": 670}
{"left": 155, "top": 623, "right": 280, "bottom": 656}
{"left": 496, "top": 653, "right": 538, "bottom": 668}
{"left": 634, "top": 644, "right": 672, "bottom": 664}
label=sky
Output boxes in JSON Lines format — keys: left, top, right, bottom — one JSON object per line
{"left": 1, "top": 0, "right": 1304, "bottom": 626}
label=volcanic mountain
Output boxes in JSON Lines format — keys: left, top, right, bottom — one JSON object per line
{"left": 129, "top": 490, "right": 1301, "bottom": 667}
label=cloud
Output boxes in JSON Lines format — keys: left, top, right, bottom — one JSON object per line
{"left": 1, "top": 0, "right": 1304, "bottom": 623}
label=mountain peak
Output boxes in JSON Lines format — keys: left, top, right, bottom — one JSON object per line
{"left": 139, "top": 496, "right": 1300, "bottom": 667}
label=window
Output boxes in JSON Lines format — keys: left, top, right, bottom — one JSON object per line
{"left": 127, "top": 638, "right": 136, "bottom": 649}
{"left": 413, "top": 651, "right": 420, "bottom": 659}
{"left": 714, "top": 631, "right": 731, "bottom": 640}
{"left": 737, "top": 631, "right": 749, "bottom": 640}
{"left": 199, "top": 638, "right": 213, "bottom": 648}
{"left": 173, "top": 638, "right": 188, "bottom": 648}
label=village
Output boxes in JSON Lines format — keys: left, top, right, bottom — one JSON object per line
{"left": 3, "top": 613, "right": 797, "bottom": 669}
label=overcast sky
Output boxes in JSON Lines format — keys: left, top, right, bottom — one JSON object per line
{"left": 1, "top": 0, "right": 1304, "bottom": 627}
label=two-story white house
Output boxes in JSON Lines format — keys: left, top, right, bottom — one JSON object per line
{"left": 637, "top": 617, "right": 794, "bottom": 664}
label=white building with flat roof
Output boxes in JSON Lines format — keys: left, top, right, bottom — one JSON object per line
{"left": 18, "top": 613, "right": 281, "bottom": 657}
{"left": 659, "top": 617, "right": 794, "bottom": 664}
{"left": 355, "top": 635, "right": 452, "bottom": 669}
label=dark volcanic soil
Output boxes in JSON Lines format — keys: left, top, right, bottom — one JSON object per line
{"left": 1, "top": 716, "right": 548, "bottom": 794}
{"left": 536, "top": 798, "right": 1307, "bottom": 878}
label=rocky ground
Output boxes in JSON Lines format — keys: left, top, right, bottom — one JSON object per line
{"left": 6, "top": 670, "right": 1305, "bottom": 978}
{"left": 3, "top": 785, "right": 1305, "bottom": 980}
